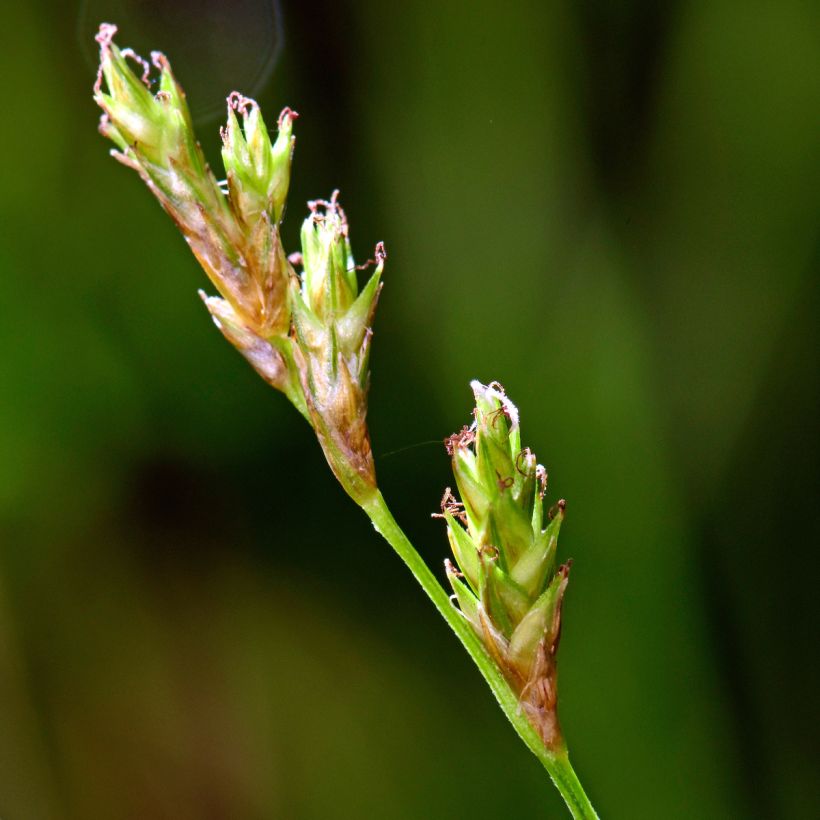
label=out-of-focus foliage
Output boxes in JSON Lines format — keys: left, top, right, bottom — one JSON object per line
{"left": 0, "top": 1, "right": 817, "bottom": 818}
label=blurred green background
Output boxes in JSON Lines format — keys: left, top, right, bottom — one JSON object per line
{"left": 1, "top": 1, "right": 818, "bottom": 817}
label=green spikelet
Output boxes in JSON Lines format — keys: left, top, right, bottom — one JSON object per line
{"left": 290, "top": 193, "right": 385, "bottom": 503}
{"left": 441, "top": 381, "right": 571, "bottom": 749}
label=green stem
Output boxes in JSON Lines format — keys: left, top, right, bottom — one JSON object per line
{"left": 361, "top": 489, "right": 599, "bottom": 819}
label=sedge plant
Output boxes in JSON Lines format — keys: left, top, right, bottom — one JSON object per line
{"left": 93, "top": 24, "right": 599, "bottom": 818}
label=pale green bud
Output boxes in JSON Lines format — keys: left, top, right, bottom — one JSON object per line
{"left": 221, "top": 96, "right": 296, "bottom": 226}
{"left": 94, "top": 24, "right": 196, "bottom": 173}
{"left": 299, "top": 195, "right": 358, "bottom": 321}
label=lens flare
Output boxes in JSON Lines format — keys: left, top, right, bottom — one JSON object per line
{"left": 78, "top": 0, "right": 284, "bottom": 123}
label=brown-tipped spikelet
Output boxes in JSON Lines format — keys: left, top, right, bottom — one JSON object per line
{"left": 94, "top": 24, "right": 301, "bottom": 409}
{"left": 440, "top": 381, "right": 571, "bottom": 749}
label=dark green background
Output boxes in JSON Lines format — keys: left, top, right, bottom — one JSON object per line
{"left": 1, "top": 1, "right": 817, "bottom": 817}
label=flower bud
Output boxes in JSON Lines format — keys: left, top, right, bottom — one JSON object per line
{"left": 94, "top": 24, "right": 212, "bottom": 186}
{"left": 299, "top": 196, "right": 358, "bottom": 321}
{"left": 221, "top": 96, "right": 296, "bottom": 226}
{"left": 95, "top": 25, "right": 178, "bottom": 166}
{"left": 439, "top": 382, "right": 570, "bottom": 750}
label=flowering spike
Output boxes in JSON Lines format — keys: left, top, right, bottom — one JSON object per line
{"left": 441, "top": 382, "right": 572, "bottom": 750}
{"left": 288, "top": 194, "right": 383, "bottom": 503}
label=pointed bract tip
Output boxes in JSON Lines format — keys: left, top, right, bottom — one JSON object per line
{"left": 471, "top": 380, "right": 520, "bottom": 429}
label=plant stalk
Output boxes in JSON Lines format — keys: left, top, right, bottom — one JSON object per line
{"left": 361, "top": 489, "right": 599, "bottom": 819}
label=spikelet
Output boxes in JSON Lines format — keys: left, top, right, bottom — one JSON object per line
{"left": 440, "top": 381, "right": 571, "bottom": 748}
